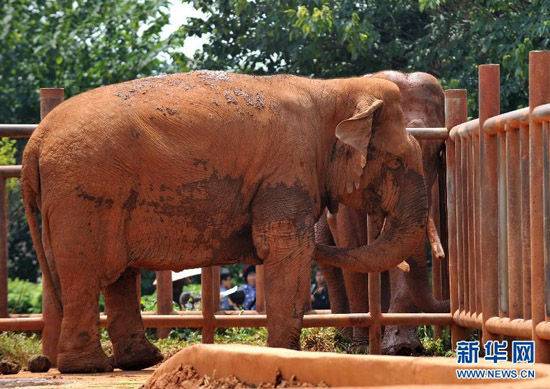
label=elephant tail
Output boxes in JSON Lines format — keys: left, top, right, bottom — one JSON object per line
{"left": 21, "top": 138, "right": 63, "bottom": 314}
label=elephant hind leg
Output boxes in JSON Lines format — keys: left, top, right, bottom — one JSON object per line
{"left": 56, "top": 255, "right": 112, "bottom": 373}
{"left": 104, "top": 267, "right": 163, "bottom": 370}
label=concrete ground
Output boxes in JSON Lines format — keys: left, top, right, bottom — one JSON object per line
{"left": 0, "top": 369, "right": 154, "bottom": 388}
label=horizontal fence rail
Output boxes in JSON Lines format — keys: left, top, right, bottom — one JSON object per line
{"left": 447, "top": 50, "right": 550, "bottom": 362}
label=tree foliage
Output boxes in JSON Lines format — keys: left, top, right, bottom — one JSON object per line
{"left": 185, "top": 0, "right": 429, "bottom": 76}
{"left": 413, "top": 0, "right": 550, "bottom": 113}
{"left": 0, "top": 0, "right": 177, "bottom": 281}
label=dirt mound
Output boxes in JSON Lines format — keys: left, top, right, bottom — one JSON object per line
{"left": 146, "top": 365, "right": 327, "bottom": 388}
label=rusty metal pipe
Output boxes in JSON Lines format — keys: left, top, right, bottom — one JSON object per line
{"left": 445, "top": 89, "right": 469, "bottom": 347}
{"left": 156, "top": 270, "right": 173, "bottom": 338}
{"left": 479, "top": 65, "right": 500, "bottom": 345}
{"left": 201, "top": 267, "right": 216, "bottom": 343}
{"left": 520, "top": 122, "right": 532, "bottom": 320}
{"left": 506, "top": 125, "right": 523, "bottom": 319}
{"left": 0, "top": 124, "right": 36, "bottom": 138}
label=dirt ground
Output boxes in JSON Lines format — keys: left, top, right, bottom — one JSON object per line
{"left": 0, "top": 369, "right": 154, "bottom": 388}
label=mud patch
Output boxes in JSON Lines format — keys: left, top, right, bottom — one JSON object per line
{"left": 75, "top": 186, "right": 114, "bottom": 209}
{"left": 222, "top": 88, "right": 265, "bottom": 110}
{"left": 196, "top": 70, "right": 230, "bottom": 86}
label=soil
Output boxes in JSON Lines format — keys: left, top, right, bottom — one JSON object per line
{"left": 145, "top": 365, "right": 328, "bottom": 388}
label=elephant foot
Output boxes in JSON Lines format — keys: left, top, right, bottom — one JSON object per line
{"left": 112, "top": 335, "right": 164, "bottom": 370}
{"left": 58, "top": 347, "right": 114, "bottom": 373}
{"left": 381, "top": 325, "right": 423, "bottom": 356}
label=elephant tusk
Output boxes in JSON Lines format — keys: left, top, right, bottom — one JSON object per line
{"left": 397, "top": 261, "right": 410, "bottom": 272}
{"left": 427, "top": 216, "right": 445, "bottom": 260}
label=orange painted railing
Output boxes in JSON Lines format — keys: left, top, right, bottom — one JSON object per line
{"left": 447, "top": 50, "right": 550, "bottom": 362}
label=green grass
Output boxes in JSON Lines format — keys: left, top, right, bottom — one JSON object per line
{"left": 0, "top": 332, "right": 41, "bottom": 367}
{"left": 417, "top": 325, "right": 453, "bottom": 357}
{"left": 0, "top": 325, "right": 454, "bottom": 368}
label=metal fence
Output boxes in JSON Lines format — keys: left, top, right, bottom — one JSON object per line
{"left": 447, "top": 50, "right": 550, "bottom": 363}
{"left": 0, "top": 50, "right": 547, "bottom": 364}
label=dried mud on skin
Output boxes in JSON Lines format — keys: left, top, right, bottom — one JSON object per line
{"left": 144, "top": 365, "right": 329, "bottom": 388}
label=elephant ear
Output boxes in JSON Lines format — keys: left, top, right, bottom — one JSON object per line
{"left": 335, "top": 98, "right": 383, "bottom": 160}
{"left": 335, "top": 97, "right": 383, "bottom": 194}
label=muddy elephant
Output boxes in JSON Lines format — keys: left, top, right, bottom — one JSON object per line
{"left": 22, "top": 71, "right": 428, "bottom": 373}
{"left": 316, "top": 71, "right": 450, "bottom": 354}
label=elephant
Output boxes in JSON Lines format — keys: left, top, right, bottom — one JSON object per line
{"left": 316, "top": 71, "right": 450, "bottom": 355}
{"left": 22, "top": 71, "right": 428, "bottom": 373}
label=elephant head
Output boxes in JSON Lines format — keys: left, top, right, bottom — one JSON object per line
{"left": 367, "top": 71, "right": 449, "bottom": 314}
{"left": 316, "top": 78, "right": 429, "bottom": 273}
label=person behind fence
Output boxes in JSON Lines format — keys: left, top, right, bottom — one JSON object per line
{"left": 240, "top": 265, "right": 256, "bottom": 310}
{"left": 310, "top": 269, "right": 330, "bottom": 310}
{"left": 219, "top": 268, "right": 236, "bottom": 310}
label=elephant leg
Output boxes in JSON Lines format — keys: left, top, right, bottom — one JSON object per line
{"left": 252, "top": 194, "right": 313, "bottom": 349}
{"left": 381, "top": 268, "right": 423, "bottom": 356}
{"left": 104, "top": 267, "right": 163, "bottom": 370}
{"left": 343, "top": 271, "right": 369, "bottom": 353}
{"left": 315, "top": 211, "right": 351, "bottom": 339}
{"left": 56, "top": 258, "right": 112, "bottom": 373}
{"left": 320, "top": 264, "right": 352, "bottom": 342}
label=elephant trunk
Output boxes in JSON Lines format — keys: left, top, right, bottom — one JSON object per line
{"left": 315, "top": 168, "right": 428, "bottom": 273}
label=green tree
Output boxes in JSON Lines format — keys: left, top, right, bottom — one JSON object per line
{"left": 0, "top": 0, "right": 181, "bottom": 281}
{"left": 185, "top": 0, "right": 428, "bottom": 76}
{"left": 413, "top": 0, "right": 550, "bottom": 113}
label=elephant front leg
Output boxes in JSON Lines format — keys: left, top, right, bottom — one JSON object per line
{"left": 104, "top": 267, "right": 163, "bottom": 370}
{"left": 253, "top": 213, "right": 314, "bottom": 349}
{"left": 343, "top": 271, "right": 369, "bottom": 353}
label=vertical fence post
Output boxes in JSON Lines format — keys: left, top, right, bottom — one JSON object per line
{"left": 201, "top": 266, "right": 215, "bottom": 343}
{"left": 506, "top": 122, "right": 522, "bottom": 320}
{"left": 156, "top": 270, "right": 172, "bottom": 338}
{"left": 39, "top": 88, "right": 64, "bottom": 365}
{"left": 255, "top": 265, "right": 265, "bottom": 313}
{"left": 367, "top": 215, "right": 381, "bottom": 354}
{"left": 445, "top": 89, "right": 469, "bottom": 348}
{"left": 528, "top": 50, "right": 550, "bottom": 363}
{"left": 479, "top": 64, "right": 500, "bottom": 345}
{"left": 0, "top": 177, "right": 8, "bottom": 318}
{"left": 438, "top": 159, "right": 450, "bottom": 301}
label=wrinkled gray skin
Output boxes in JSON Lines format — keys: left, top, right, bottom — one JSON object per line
{"left": 316, "top": 71, "right": 450, "bottom": 355}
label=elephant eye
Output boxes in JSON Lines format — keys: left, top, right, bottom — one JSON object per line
{"left": 386, "top": 158, "right": 402, "bottom": 170}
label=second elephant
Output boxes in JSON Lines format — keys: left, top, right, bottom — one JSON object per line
{"left": 317, "top": 71, "right": 450, "bottom": 355}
